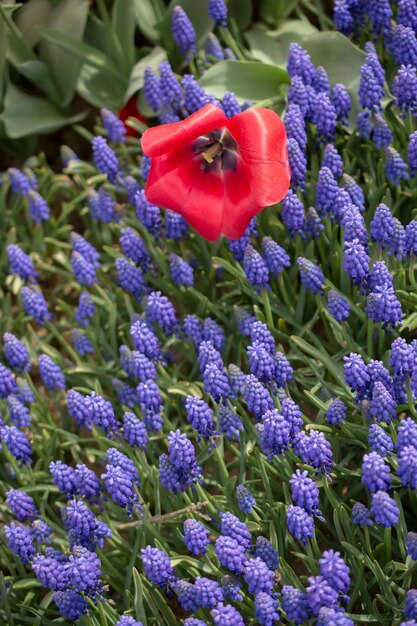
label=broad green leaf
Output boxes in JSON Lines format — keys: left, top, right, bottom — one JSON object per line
{"left": 18, "top": 59, "right": 57, "bottom": 97}
{"left": 111, "top": 0, "right": 136, "bottom": 68}
{"left": 14, "top": 0, "right": 53, "bottom": 48}
{"left": 77, "top": 63, "right": 127, "bottom": 110}
{"left": 132, "top": 0, "right": 165, "bottom": 44}
{"left": 258, "top": 0, "right": 298, "bottom": 27}
{"left": 199, "top": 60, "right": 289, "bottom": 102}
{"left": 228, "top": 0, "right": 253, "bottom": 31}
{"left": 124, "top": 46, "right": 166, "bottom": 103}
{"left": 2, "top": 8, "right": 59, "bottom": 103}
{"left": 245, "top": 20, "right": 318, "bottom": 68}
{"left": 40, "top": 27, "right": 123, "bottom": 80}
{"left": 84, "top": 12, "right": 115, "bottom": 58}
{"left": 0, "top": 14, "right": 7, "bottom": 105}
{"left": 3, "top": 21, "right": 35, "bottom": 67}
{"left": 3, "top": 84, "right": 86, "bottom": 138}
{"left": 0, "top": 124, "right": 37, "bottom": 155}
{"left": 39, "top": 0, "right": 89, "bottom": 106}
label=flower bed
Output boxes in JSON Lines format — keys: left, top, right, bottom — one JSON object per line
{"left": 1, "top": 1, "right": 417, "bottom": 625}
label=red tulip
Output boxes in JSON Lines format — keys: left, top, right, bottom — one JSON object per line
{"left": 141, "top": 103, "right": 290, "bottom": 241}
{"left": 118, "top": 96, "right": 147, "bottom": 137}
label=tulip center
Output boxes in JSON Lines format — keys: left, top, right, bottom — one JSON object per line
{"left": 192, "top": 129, "right": 238, "bottom": 172}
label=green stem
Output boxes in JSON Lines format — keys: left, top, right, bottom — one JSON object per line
{"left": 44, "top": 321, "right": 80, "bottom": 364}
{"left": 219, "top": 27, "right": 246, "bottom": 61}
{"left": 406, "top": 376, "right": 417, "bottom": 418}
{"left": 367, "top": 317, "right": 374, "bottom": 360}
{"left": 188, "top": 58, "right": 198, "bottom": 77}
{"left": 403, "top": 559, "right": 417, "bottom": 591}
{"left": 364, "top": 527, "right": 373, "bottom": 556}
{"left": 214, "top": 443, "right": 230, "bottom": 486}
{"left": 262, "top": 288, "right": 274, "bottom": 328}
{"left": 384, "top": 526, "right": 392, "bottom": 563}
{"left": 250, "top": 96, "right": 284, "bottom": 110}
{"left": 278, "top": 273, "right": 295, "bottom": 313}
{"left": 409, "top": 255, "right": 416, "bottom": 288}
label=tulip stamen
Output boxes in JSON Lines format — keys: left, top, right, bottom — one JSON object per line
{"left": 201, "top": 141, "right": 224, "bottom": 164}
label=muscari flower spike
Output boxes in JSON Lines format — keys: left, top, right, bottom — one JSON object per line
{"left": 91, "top": 136, "right": 119, "bottom": 183}
{"left": 38, "top": 355, "right": 65, "bottom": 391}
{"left": 287, "top": 505, "right": 314, "bottom": 544}
{"left": 281, "top": 585, "right": 310, "bottom": 625}
{"left": 370, "top": 490, "right": 399, "bottom": 527}
{"left": 171, "top": 7, "right": 196, "bottom": 56}
{"left": 7, "top": 244, "right": 37, "bottom": 282}
{"left": 75, "top": 292, "right": 95, "bottom": 327}
{"left": 101, "top": 107, "right": 126, "bottom": 143}
{"left": 205, "top": 33, "right": 225, "bottom": 61}
{"left": 332, "top": 83, "right": 351, "bottom": 125}
{"left": 297, "top": 257, "right": 324, "bottom": 294}
{"left": 4, "top": 332, "right": 31, "bottom": 373}
{"left": 392, "top": 65, "right": 417, "bottom": 117}
{"left": 361, "top": 451, "right": 391, "bottom": 492}
{"left": 287, "top": 43, "right": 315, "bottom": 85}
{"left": 327, "top": 290, "right": 350, "bottom": 322}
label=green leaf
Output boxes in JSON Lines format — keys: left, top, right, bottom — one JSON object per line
{"left": 17, "top": 59, "right": 57, "bottom": 97}
{"left": 0, "top": 14, "right": 7, "bottom": 105}
{"left": 212, "top": 256, "right": 246, "bottom": 279}
{"left": 112, "top": 0, "right": 136, "bottom": 68}
{"left": 83, "top": 13, "right": 115, "bottom": 58}
{"left": 245, "top": 20, "right": 318, "bottom": 67}
{"left": 290, "top": 335, "right": 345, "bottom": 386}
{"left": 167, "top": 383, "right": 203, "bottom": 398}
{"left": 12, "top": 578, "right": 42, "bottom": 590}
{"left": 228, "top": 0, "right": 253, "bottom": 31}
{"left": 0, "top": 4, "right": 60, "bottom": 102}
{"left": 2, "top": 7, "right": 36, "bottom": 65}
{"left": 132, "top": 0, "right": 165, "bottom": 44}
{"left": 3, "top": 84, "right": 86, "bottom": 138}
{"left": 133, "top": 568, "right": 147, "bottom": 626}
{"left": 199, "top": 60, "right": 289, "bottom": 102}
{"left": 39, "top": 0, "right": 89, "bottom": 106}
{"left": 76, "top": 63, "right": 127, "bottom": 110}
{"left": 258, "top": 0, "right": 298, "bottom": 27}
{"left": 124, "top": 46, "right": 167, "bottom": 103}
{"left": 142, "top": 582, "right": 178, "bottom": 626}
{"left": 14, "top": 0, "right": 53, "bottom": 48}
{"left": 40, "top": 27, "right": 124, "bottom": 80}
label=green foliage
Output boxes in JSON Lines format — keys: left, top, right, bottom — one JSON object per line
{"left": 246, "top": 24, "right": 366, "bottom": 127}
{"left": 3, "top": 84, "right": 86, "bottom": 139}
{"left": 0, "top": 0, "right": 321, "bottom": 152}
{"left": 199, "top": 60, "right": 289, "bottom": 103}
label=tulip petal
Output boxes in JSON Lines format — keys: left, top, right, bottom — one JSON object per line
{"left": 182, "top": 165, "right": 224, "bottom": 241}
{"left": 146, "top": 149, "right": 224, "bottom": 241}
{"left": 141, "top": 104, "right": 228, "bottom": 158}
{"left": 221, "top": 159, "right": 263, "bottom": 239}
{"left": 146, "top": 145, "right": 194, "bottom": 213}
{"left": 227, "top": 108, "right": 290, "bottom": 206}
